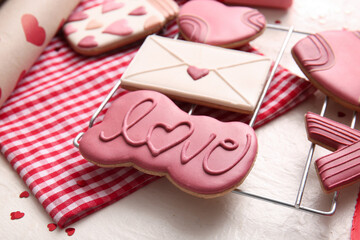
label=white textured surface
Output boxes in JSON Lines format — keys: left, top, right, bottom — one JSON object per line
{"left": 1, "top": 0, "right": 360, "bottom": 239}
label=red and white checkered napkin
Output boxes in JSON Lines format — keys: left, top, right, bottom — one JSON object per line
{"left": 0, "top": 13, "right": 316, "bottom": 230}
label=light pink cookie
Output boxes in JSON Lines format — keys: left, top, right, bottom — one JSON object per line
{"left": 218, "top": 0, "right": 293, "bottom": 9}
{"left": 64, "top": 0, "right": 179, "bottom": 56}
{"left": 79, "top": 90, "right": 258, "bottom": 198}
{"left": 178, "top": 0, "right": 266, "bottom": 48}
{"left": 292, "top": 30, "right": 360, "bottom": 112}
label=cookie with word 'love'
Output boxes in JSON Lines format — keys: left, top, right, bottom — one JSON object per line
{"left": 78, "top": 90, "right": 258, "bottom": 198}
{"left": 64, "top": 0, "right": 178, "bottom": 55}
{"left": 178, "top": 0, "right": 266, "bottom": 48}
{"left": 292, "top": 30, "right": 360, "bottom": 112}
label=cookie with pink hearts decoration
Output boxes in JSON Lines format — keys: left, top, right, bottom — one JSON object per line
{"left": 178, "top": 0, "right": 266, "bottom": 48}
{"left": 292, "top": 30, "right": 360, "bottom": 112}
{"left": 78, "top": 90, "right": 258, "bottom": 198}
{"left": 64, "top": 0, "right": 178, "bottom": 56}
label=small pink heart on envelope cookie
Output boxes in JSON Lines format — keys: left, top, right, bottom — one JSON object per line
{"left": 187, "top": 66, "right": 209, "bottom": 80}
{"left": 21, "top": 14, "right": 46, "bottom": 46}
{"left": 103, "top": 19, "right": 133, "bottom": 36}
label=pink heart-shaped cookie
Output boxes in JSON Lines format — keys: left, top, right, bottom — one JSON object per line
{"left": 178, "top": 0, "right": 266, "bottom": 48}
{"left": 103, "top": 19, "right": 133, "bottom": 36}
{"left": 21, "top": 14, "right": 46, "bottom": 46}
{"left": 187, "top": 66, "right": 209, "bottom": 80}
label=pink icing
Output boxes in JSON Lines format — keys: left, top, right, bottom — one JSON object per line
{"left": 63, "top": 24, "right": 77, "bottom": 36}
{"left": 78, "top": 36, "right": 98, "bottom": 48}
{"left": 305, "top": 112, "right": 360, "bottom": 151}
{"left": 21, "top": 14, "right": 46, "bottom": 47}
{"left": 129, "top": 6, "right": 147, "bottom": 16}
{"left": 79, "top": 90, "right": 257, "bottom": 196}
{"left": 187, "top": 66, "right": 209, "bottom": 80}
{"left": 315, "top": 140, "right": 360, "bottom": 192}
{"left": 68, "top": 11, "right": 88, "bottom": 22}
{"left": 102, "top": 19, "right": 133, "bottom": 36}
{"left": 219, "top": 0, "right": 293, "bottom": 9}
{"left": 292, "top": 30, "right": 360, "bottom": 110}
{"left": 178, "top": 0, "right": 266, "bottom": 47}
{"left": 102, "top": 1, "right": 125, "bottom": 14}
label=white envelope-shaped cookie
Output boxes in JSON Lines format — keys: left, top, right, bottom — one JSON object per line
{"left": 121, "top": 35, "right": 271, "bottom": 113}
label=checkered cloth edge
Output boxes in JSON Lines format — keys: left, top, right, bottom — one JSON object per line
{"left": 0, "top": 0, "right": 316, "bottom": 228}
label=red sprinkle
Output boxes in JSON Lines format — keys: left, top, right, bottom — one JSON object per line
{"left": 275, "top": 20, "right": 281, "bottom": 24}
{"left": 19, "top": 191, "right": 30, "bottom": 198}
{"left": 10, "top": 211, "right": 25, "bottom": 220}
{"left": 76, "top": 180, "right": 87, "bottom": 187}
{"left": 337, "top": 111, "right": 346, "bottom": 118}
{"left": 47, "top": 223, "right": 57, "bottom": 232}
{"left": 66, "top": 228, "right": 75, "bottom": 236}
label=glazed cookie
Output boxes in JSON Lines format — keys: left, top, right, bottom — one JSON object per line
{"left": 121, "top": 35, "right": 272, "bottom": 114}
{"left": 178, "top": 0, "right": 266, "bottom": 48}
{"left": 305, "top": 112, "right": 360, "bottom": 193}
{"left": 78, "top": 90, "right": 258, "bottom": 198}
{"left": 63, "top": 0, "right": 179, "bottom": 55}
{"left": 305, "top": 112, "right": 360, "bottom": 151}
{"left": 218, "top": 0, "right": 293, "bottom": 9}
{"left": 292, "top": 30, "right": 360, "bottom": 112}
{"left": 315, "top": 139, "right": 360, "bottom": 193}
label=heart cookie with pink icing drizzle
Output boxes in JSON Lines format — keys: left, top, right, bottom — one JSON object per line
{"left": 78, "top": 90, "right": 258, "bottom": 198}
{"left": 178, "top": 0, "right": 266, "bottom": 48}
